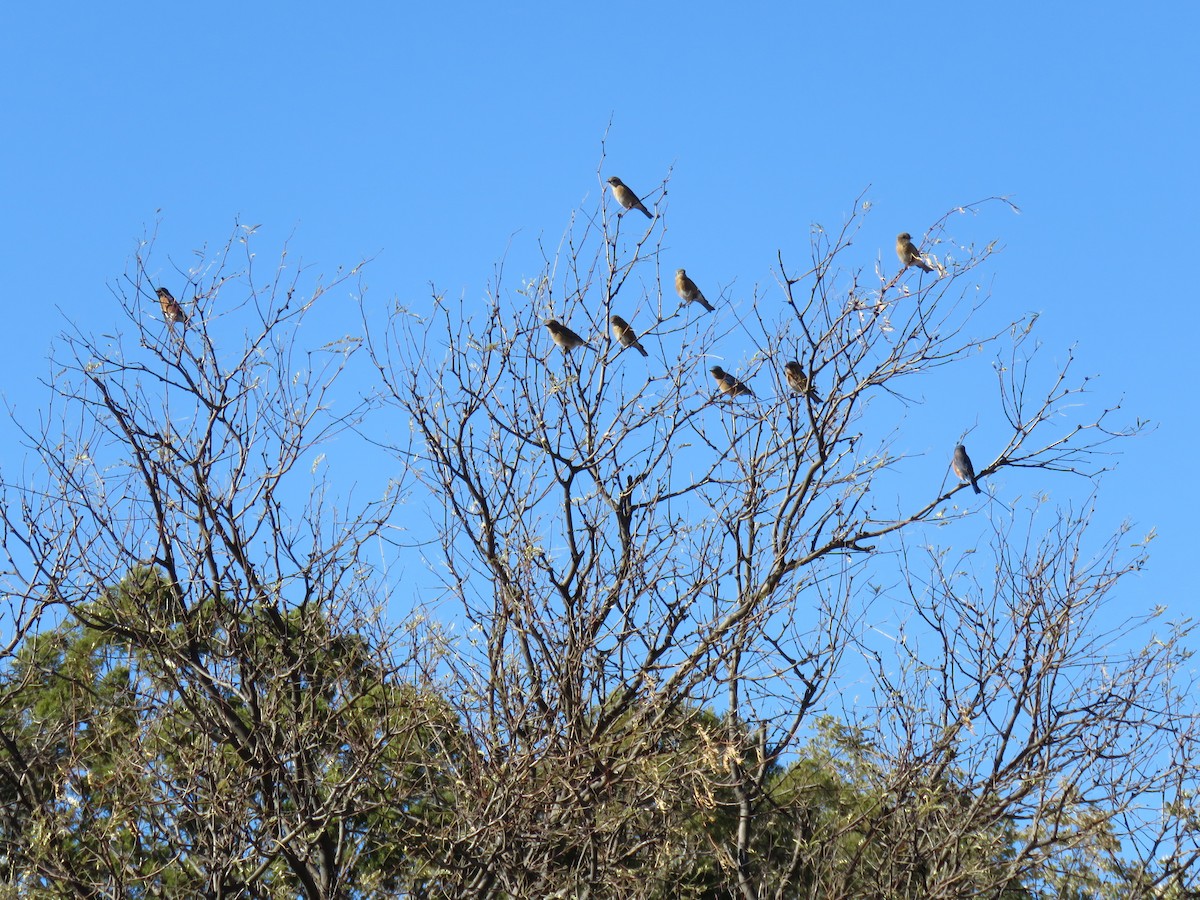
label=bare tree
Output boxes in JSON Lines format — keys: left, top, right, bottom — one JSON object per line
{"left": 0, "top": 172, "right": 1194, "bottom": 898}
{"left": 0, "top": 227, "right": 452, "bottom": 899}
{"left": 370, "top": 166, "right": 1197, "bottom": 897}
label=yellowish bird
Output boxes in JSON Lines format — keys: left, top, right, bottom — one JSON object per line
{"left": 610, "top": 314, "right": 648, "bottom": 357}
{"left": 545, "top": 318, "right": 594, "bottom": 352}
{"left": 710, "top": 365, "right": 754, "bottom": 398}
{"left": 606, "top": 176, "right": 653, "bottom": 218}
{"left": 896, "top": 232, "right": 934, "bottom": 272}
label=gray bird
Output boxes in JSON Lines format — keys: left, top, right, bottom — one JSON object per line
{"left": 784, "top": 361, "right": 821, "bottom": 402}
{"left": 675, "top": 269, "right": 715, "bottom": 312}
{"left": 896, "top": 232, "right": 934, "bottom": 272}
{"left": 710, "top": 365, "right": 754, "bottom": 398}
{"left": 952, "top": 444, "right": 982, "bottom": 494}
{"left": 610, "top": 314, "right": 648, "bottom": 357}
{"left": 606, "top": 176, "right": 652, "bottom": 218}
{"left": 544, "top": 318, "right": 594, "bottom": 352}
{"left": 156, "top": 287, "right": 187, "bottom": 328}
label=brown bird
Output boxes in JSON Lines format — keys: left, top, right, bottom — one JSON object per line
{"left": 896, "top": 232, "right": 934, "bottom": 272}
{"left": 710, "top": 365, "right": 754, "bottom": 398}
{"left": 675, "top": 269, "right": 715, "bottom": 313}
{"left": 606, "top": 176, "right": 653, "bottom": 218}
{"left": 610, "top": 314, "right": 648, "bottom": 357}
{"left": 156, "top": 287, "right": 187, "bottom": 328}
{"left": 784, "top": 361, "right": 822, "bottom": 402}
{"left": 545, "top": 318, "right": 595, "bottom": 352}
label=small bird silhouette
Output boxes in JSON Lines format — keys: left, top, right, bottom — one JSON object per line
{"left": 896, "top": 232, "right": 934, "bottom": 272}
{"left": 610, "top": 315, "right": 648, "bottom": 357}
{"left": 783, "top": 361, "right": 822, "bottom": 402}
{"left": 675, "top": 269, "right": 715, "bottom": 312}
{"left": 156, "top": 287, "right": 187, "bottom": 328}
{"left": 606, "top": 176, "right": 652, "bottom": 218}
{"left": 710, "top": 365, "right": 754, "bottom": 398}
{"left": 952, "top": 444, "right": 982, "bottom": 494}
{"left": 545, "top": 318, "right": 594, "bottom": 352}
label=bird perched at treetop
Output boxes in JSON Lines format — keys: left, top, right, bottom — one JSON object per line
{"left": 545, "top": 318, "right": 595, "bottom": 352}
{"left": 896, "top": 232, "right": 934, "bottom": 272}
{"left": 675, "top": 269, "right": 715, "bottom": 313}
{"left": 710, "top": 365, "right": 754, "bottom": 398}
{"left": 610, "top": 315, "right": 648, "bottom": 357}
{"left": 606, "top": 176, "right": 652, "bottom": 218}
{"left": 156, "top": 287, "right": 187, "bottom": 329}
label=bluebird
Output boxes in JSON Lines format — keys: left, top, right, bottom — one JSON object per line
{"left": 610, "top": 314, "right": 648, "bottom": 357}
{"left": 545, "top": 318, "right": 595, "bottom": 352}
{"left": 783, "top": 361, "right": 821, "bottom": 401}
{"left": 675, "top": 269, "right": 715, "bottom": 313}
{"left": 896, "top": 232, "right": 934, "bottom": 272}
{"left": 952, "top": 444, "right": 982, "bottom": 494}
{"left": 606, "top": 176, "right": 652, "bottom": 218}
{"left": 710, "top": 365, "right": 754, "bottom": 398}
{"left": 156, "top": 287, "right": 187, "bottom": 328}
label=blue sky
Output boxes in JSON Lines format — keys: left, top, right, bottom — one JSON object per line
{"left": 0, "top": 4, "right": 1196, "bottom": 625}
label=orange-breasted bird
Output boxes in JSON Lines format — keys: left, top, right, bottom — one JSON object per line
{"left": 675, "top": 269, "right": 715, "bottom": 313}
{"left": 952, "top": 444, "right": 982, "bottom": 494}
{"left": 156, "top": 287, "right": 187, "bottom": 329}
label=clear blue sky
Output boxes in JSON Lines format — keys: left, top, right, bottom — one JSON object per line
{"left": 0, "top": 4, "right": 1195, "bottom": 623}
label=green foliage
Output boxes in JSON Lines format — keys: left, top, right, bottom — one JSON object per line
{"left": 0, "top": 573, "right": 1183, "bottom": 898}
{"left": 0, "top": 568, "right": 462, "bottom": 898}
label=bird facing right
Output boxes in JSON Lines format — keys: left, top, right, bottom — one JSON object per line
{"left": 545, "top": 318, "right": 594, "bottom": 352}
{"left": 606, "top": 176, "right": 653, "bottom": 218}
{"left": 710, "top": 365, "right": 754, "bottom": 398}
{"left": 952, "top": 444, "right": 982, "bottom": 494}
{"left": 610, "top": 314, "right": 649, "bottom": 357}
{"left": 675, "top": 269, "right": 715, "bottom": 313}
{"left": 896, "top": 232, "right": 934, "bottom": 273}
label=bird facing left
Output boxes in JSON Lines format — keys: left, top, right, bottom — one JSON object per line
{"left": 544, "top": 318, "right": 595, "bottom": 352}
{"left": 156, "top": 287, "right": 187, "bottom": 328}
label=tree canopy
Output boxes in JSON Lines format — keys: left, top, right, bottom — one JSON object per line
{"left": 0, "top": 178, "right": 1195, "bottom": 898}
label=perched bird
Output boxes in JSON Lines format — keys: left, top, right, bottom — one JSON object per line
{"left": 610, "top": 314, "right": 648, "bottom": 357}
{"left": 784, "top": 361, "right": 822, "bottom": 402}
{"left": 606, "top": 176, "right": 653, "bottom": 218}
{"left": 710, "top": 365, "right": 754, "bottom": 398}
{"left": 544, "top": 318, "right": 594, "bottom": 352}
{"left": 156, "top": 287, "right": 187, "bottom": 328}
{"left": 675, "top": 269, "right": 715, "bottom": 313}
{"left": 952, "top": 444, "right": 982, "bottom": 494}
{"left": 896, "top": 232, "right": 934, "bottom": 272}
